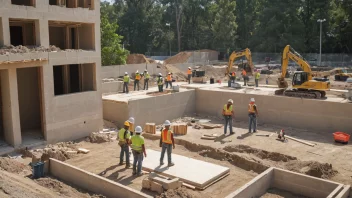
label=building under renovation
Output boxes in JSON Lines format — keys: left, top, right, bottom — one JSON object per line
{"left": 0, "top": 0, "right": 102, "bottom": 148}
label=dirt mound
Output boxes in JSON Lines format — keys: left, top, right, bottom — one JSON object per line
{"left": 285, "top": 161, "right": 337, "bottom": 179}
{"left": 165, "top": 64, "right": 187, "bottom": 81}
{"left": 87, "top": 132, "right": 112, "bottom": 143}
{"left": 127, "top": 54, "right": 150, "bottom": 64}
{"left": 223, "top": 145, "right": 297, "bottom": 162}
{"left": 164, "top": 52, "right": 192, "bottom": 64}
{"left": 201, "top": 65, "right": 227, "bottom": 80}
{"left": 0, "top": 157, "right": 31, "bottom": 174}
{"left": 156, "top": 187, "right": 200, "bottom": 198}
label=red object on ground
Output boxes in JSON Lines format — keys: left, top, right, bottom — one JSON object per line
{"left": 333, "top": 132, "right": 350, "bottom": 143}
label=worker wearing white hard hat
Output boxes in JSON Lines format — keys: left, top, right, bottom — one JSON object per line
{"left": 166, "top": 72, "right": 173, "bottom": 89}
{"left": 118, "top": 120, "right": 131, "bottom": 167}
{"left": 131, "top": 126, "right": 147, "bottom": 176}
{"left": 157, "top": 73, "right": 164, "bottom": 92}
{"left": 187, "top": 67, "right": 192, "bottom": 84}
{"left": 160, "top": 120, "right": 175, "bottom": 167}
{"left": 123, "top": 72, "right": 130, "bottom": 94}
{"left": 248, "top": 98, "right": 259, "bottom": 133}
{"left": 143, "top": 70, "right": 150, "bottom": 90}
{"left": 222, "top": 99, "right": 235, "bottom": 135}
{"left": 134, "top": 71, "right": 141, "bottom": 91}
{"left": 128, "top": 117, "right": 135, "bottom": 135}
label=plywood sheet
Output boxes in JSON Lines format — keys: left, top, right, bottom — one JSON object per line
{"left": 141, "top": 149, "right": 230, "bottom": 189}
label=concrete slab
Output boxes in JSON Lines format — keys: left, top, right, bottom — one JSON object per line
{"left": 141, "top": 149, "right": 230, "bottom": 189}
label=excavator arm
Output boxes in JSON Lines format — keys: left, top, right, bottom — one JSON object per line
{"left": 225, "top": 48, "right": 254, "bottom": 76}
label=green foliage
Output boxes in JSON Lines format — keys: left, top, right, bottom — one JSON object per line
{"left": 100, "top": 4, "right": 129, "bottom": 66}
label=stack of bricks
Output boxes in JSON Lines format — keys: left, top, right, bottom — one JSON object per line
{"left": 144, "top": 123, "right": 156, "bottom": 134}
{"left": 172, "top": 123, "right": 188, "bottom": 135}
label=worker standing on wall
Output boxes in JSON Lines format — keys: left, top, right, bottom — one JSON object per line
{"left": 128, "top": 117, "right": 135, "bottom": 136}
{"left": 143, "top": 70, "right": 150, "bottom": 90}
{"left": 166, "top": 72, "right": 172, "bottom": 88}
{"left": 255, "top": 70, "right": 261, "bottom": 88}
{"left": 187, "top": 67, "right": 192, "bottom": 84}
{"left": 222, "top": 99, "right": 235, "bottom": 135}
{"left": 131, "top": 126, "right": 147, "bottom": 176}
{"left": 134, "top": 70, "right": 141, "bottom": 91}
{"left": 160, "top": 120, "right": 175, "bottom": 167}
{"left": 157, "top": 73, "right": 164, "bottom": 92}
{"left": 123, "top": 72, "right": 130, "bottom": 94}
{"left": 248, "top": 98, "right": 259, "bottom": 133}
{"left": 118, "top": 121, "right": 131, "bottom": 168}
{"left": 242, "top": 69, "right": 247, "bottom": 86}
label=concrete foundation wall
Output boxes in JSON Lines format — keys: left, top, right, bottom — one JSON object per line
{"left": 49, "top": 158, "right": 152, "bottom": 198}
{"left": 101, "top": 64, "right": 159, "bottom": 79}
{"left": 102, "top": 81, "right": 123, "bottom": 95}
{"left": 196, "top": 89, "right": 352, "bottom": 133}
{"left": 103, "top": 100, "right": 129, "bottom": 128}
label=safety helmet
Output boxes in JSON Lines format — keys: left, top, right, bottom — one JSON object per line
{"left": 159, "top": 73, "right": 162, "bottom": 76}
{"left": 168, "top": 72, "right": 171, "bottom": 75}
{"left": 250, "top": 98, "right": 255, "bottom": 102}
{"left": 128, "top": 117, "right": 135, "bottom": 124}
{"left": 136, "top": 70, "right": 139, "bottom": 73}
{"left": 124, "top": 121, "right": 130, "bottom": 127}
{"left": 135, "top": 126, "right": 142, "bottom": 133}
{"left": 164, "top": 120, "right": 171, "bottom": 126}
{"left": 228, "top": 99, "right": 233, "bottom": 104}
{"left": 125, "top": 72, "right": 128, "bottom": 75}
{"left": 188, "top": 67, "right": 191, "bottom": 69}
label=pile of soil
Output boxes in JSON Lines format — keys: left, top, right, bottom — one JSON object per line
{"left": 126, "top": 54, "right": 150, "bottom": 64}
{"left": 164, "top": 52, "right": 192, "bottom": 64}
{"left": 223, "top": 145, "right": 297, "bottom": 162}
{"left": 156, "top": 187, "right": 200, "bottom": 198}
{"left": 261, "top": 188, "right": 310, "bottom": 198}
{"left": 165, "top": 64, "right": 187, "bottom": 81}
{"left": 285, "top": 161, "right": 337, "bottom": 179}
{"left": 87, "top": 132, "right": 112, "bottom": 143}
{"left": 0, "top": 157, "right": 31, "bottom": 175}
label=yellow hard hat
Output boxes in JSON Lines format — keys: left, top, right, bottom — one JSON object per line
{"left": 124, "top": 121, "right": 130, "bottom": 127}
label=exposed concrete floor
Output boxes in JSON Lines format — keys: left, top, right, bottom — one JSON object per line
{"left": 66, "top": 138, "right": 257, "bottom": 198}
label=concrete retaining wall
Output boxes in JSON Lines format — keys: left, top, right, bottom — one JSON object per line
{"left": 102, "top": 81, "right": 123, "bottom": 95}
{"left": 101, "top": 64, "right": 160, "bottom": 79}
{"left": 49, "top": 158, "right": 152, "bottom": 198}
{"left": 196, "top": 89, "right": 352, "bottom": 133}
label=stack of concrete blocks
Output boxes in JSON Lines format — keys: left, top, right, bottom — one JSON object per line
{"left": 144, "top": 123, "right": 156, "bottom": 134}
{"left": 142, "top": 173, "right": 183, "bottom": 194}
{"left": 172, "top": 123, "right": 188, "bottom": 135}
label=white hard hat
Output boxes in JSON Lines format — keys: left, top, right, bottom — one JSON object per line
{"left": 250, "top": 98, "right": 255, "bottom": 102}
{"left": 164, "top": 120, "right": 171, "bottom": 126}
{"left": 188, "top": 67, "right": 191, "bottom": 69}
{"left": 135, "top": 126, "right": 142, "bottom": 133}
{"left": 136, "top": 70, "right": 139, "bottom": 73}
{"left": 128, "top": 117, "right": 135, "bottom": 124}
{"left": 168, "top": 72, "right": 171, "bottom": 75}
{"left": 159, "top": 73, "right": 162, "bottom": 76}
{"left": 125, "top": 72, "right": 128, "bottom": 75}
{"left": 228, "top": 99, "right": 233, "bottom": 104}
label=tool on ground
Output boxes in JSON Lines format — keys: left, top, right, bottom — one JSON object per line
{"left": 333, "top": 132, "right": 350, "bottom": 144}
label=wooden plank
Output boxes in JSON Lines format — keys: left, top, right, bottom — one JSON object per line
{"left": 78, "top": 148, "right": 90, "bottom": 154}
{"left": 201, "top": 135, "right": 216, "bottom": 140}
{"left": 285, "top": 135, "right": 316, "bottom": 147}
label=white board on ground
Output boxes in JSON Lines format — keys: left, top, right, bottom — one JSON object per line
{"left": 141, "top": 149, "right": 230, "bottom": 189}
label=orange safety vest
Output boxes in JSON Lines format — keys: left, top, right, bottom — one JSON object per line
{"left": 242, "top": 70, "right": 247, "bottom": 76}
{"left": 161, "top": 129, "right": 173, "bottom": 144}
{"left": 232, "top": 72, "right": 235, "bottom": 77}
{"left": 223, "top": 104, "right": 233, "bottom": 116}
{"left": 248, "top": 103, "right": 256, "bottom": 113}
{"left": 167, "top": 75, "right": 172, "bottom": 81}
{"left": 187, "top": 69, "right": 192, "bottom": 75}
{"left": 135, "top": 74, "right": 141, "bottom": 80}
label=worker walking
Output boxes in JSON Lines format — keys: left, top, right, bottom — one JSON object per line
{"left": 134, "top": 70, "right": 141, "bottom": 91}
{"left": 143, "top": 70, "right": 150, "bottom": 90}
{"left": 248, "top": 98, "right": 259, "bottom": 133}
{"left": 160, "top": 120, "right": 175, "bottom": 167}
{"left": 187, "top": 67, "right": 192, "bottom": 84}
{"left": 157, "top": 73, "right": 164, "bottom": 92}
{"left": 128, "top": 117, "right": 135, "bottom": 136}
{"left": 255, "top": 70, "right": 261, "bottom": 88}
{"left": 123, "top": 72, "right": 130, "bottom": 94}
{"left": 166, "top": 72, "right": 172, "bottom": 88}
{"left": 242, "top": 69, "right": 247, "bottom": 86}
{"left": 118, "top": 121, "right": 131, "bottom": 168}
{"left": 131, "top": 126, "right": 147, "bottom": 176}
{"left": 222, "top": 99, "right": 235, "bottom": 135}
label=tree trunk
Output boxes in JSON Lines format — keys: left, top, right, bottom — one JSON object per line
{"left": 175, "top": 0, "right": 182, "bottom": 52}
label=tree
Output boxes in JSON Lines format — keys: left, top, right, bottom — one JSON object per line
{"left": 100, "top": 11, "right": 129, "bottom": 66}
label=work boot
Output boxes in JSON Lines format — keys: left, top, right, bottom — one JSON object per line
{"left": 168, "top": 162, "right": 175, "bottom": 167}
{"left": 132, "top": 171, "right": 137, "bottom": 175}
{"left": 160, "top": 162, "right": 164, "bottom": 166}
{"left": 125, "top": 164, "right": 131, "bottom": 168}
{"left": 137, "top": 172, "right": 144, "bottom": 177}
{"left": 118, "top": 162, "right": 123, "bottom": 166}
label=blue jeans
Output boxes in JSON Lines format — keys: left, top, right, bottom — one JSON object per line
{"left": 119, "top": 143, "right": 130, "bottom": 165}
{"left": 160, "top": 143, "right": 172, "bottom": 164}
{"left": 123, "top": 82, "right": 129, "bottom": 93}
{"left": 249, "top": 114, "right": 257, "bottom": 132}
{"left": 134, "top": 80, "right": 140, "bottom": 91}
{"left": 255, "top": 79, "right": 259, "bottom": 87}
{"left": 224, "top": 116, "right": 233, "bottom": 134}
{"left": 132, "top": 151, "right": 143, "bottom": 174}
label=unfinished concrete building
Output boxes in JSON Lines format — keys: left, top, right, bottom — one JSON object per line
{"left": 0, "top": 0, "right": 102, "bottom": 149}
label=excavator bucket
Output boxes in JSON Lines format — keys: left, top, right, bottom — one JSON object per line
{"left": 277, "top": 78, "right": 288, "bottom": 88}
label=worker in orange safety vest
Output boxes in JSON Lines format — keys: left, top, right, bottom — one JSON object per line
{"left": 248, "top": 98, "right": 259, "bottom": 133}
{"left": 159, "top": 120, "right": 175, "bottom": 167}
{"left": 242, "top": 69, "right": 247, "bottom": 86}
{"left": 187, "top": 67, "right": 192, "bottom": 84}
{"left": 222, "top": 99, "right": 235, "bottom": 135}
{"left": 134, "top": 70, "right": 141, "bottom": 91}
{"left": 165, "top": 72, "right": 173, "bottom": 88}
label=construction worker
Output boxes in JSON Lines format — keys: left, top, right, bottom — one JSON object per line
{"left": 255, "top": 70, "right": 261, "bottom": 88}
{"left": 134, "top": 70, "right": 141, "bottom": 91}
{"left": 157, "top": 73, "right": 164, "bottom": 92}
{"left": 242, "top": 69, "right": 247, "bottom": 86}
{"left": 222, "top": 99, "right": 234, "bottom": 135}
{"left": 131, "top": 126, "right": 147, "bottom": 176}
{"left": 248, "top": 98, "right": 259, "bottom": 133}
{"left": 143, "top": 70, "right": 150, "bottom": 90}
{"left": 160, "top": 120, "right": 175, "bottom": 167}
{"left": 123, "top": 72, "right": 130, "bottom": 94}
{"left": 231, "top": 71, "right": 236, "bottom": 84}
{"left": 187, "top": 67, "right": 192, "bottom": 84}
{"left": 166, "top": 72, "right": 172, "bottom": 88}
{"left": 118, "top": 121, "right": 131, "bottom": 167}
{"left": 128, "top": 117, "right": 135, "bottom": 135}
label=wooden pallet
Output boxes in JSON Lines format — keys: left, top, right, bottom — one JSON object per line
{"left": 144, "top": 123, "right": 156, "bottom": 134}
{"left": 172, "top": 123, "right": 188, "bottom": 135}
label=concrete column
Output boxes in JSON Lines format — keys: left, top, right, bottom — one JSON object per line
{"left": 0, "top": 17, "right": 11, "bottom": 46}
{"left": 0, "top": 69, "right": 22, "bottom": 147}
{"left": 37, "top": 19, "right": 49, "bottom": 47}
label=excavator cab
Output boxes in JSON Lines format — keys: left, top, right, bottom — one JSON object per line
{"left": 292, "top": 71, "right": 308, "bottom": 86}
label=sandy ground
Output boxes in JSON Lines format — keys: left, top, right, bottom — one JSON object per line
{"left": 261, "top": 188, "right": 310, "bottom": 198}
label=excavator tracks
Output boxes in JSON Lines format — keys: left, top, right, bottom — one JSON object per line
{"left": 275, "top": 89, "right": 325, "bottom": 99}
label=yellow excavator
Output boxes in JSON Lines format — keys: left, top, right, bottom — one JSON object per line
{"left": 225, "top": 48, "right": 254, "bottom": 76}
{"left": 276, "top": 45, "right": 330, "bottom": 99}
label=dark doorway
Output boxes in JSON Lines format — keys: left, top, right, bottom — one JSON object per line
{"left": 10, "top": 26, "right": 23, "bottom": 46}
{"left": 69, "top": 64, "right": 80, "bottom": 93}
